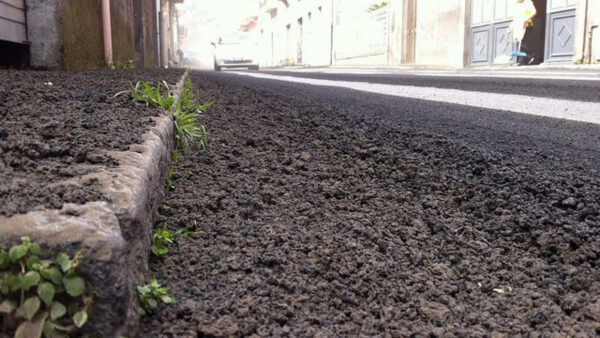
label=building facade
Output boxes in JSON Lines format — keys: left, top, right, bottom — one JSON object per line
{"left": 257, "top": 0, "right": 334, "bottom": 67}
{"left": 0, "top": 0, "right": 184, "bottom": 70}
{"left": 467, "top": 0, "right": 599, "bottom": 66}
{"left": 256, "top": 0, "right": 600, "bottom": 68}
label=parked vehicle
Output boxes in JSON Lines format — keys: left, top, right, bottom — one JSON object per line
{"left": 212, "top": 32, "right": 259, "bottom": 71}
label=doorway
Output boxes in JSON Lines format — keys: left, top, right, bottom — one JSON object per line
{"left": 470, "top": 0, "right": 548, "bottom": 66}
{"left": 544, "top": 0, "right": 577, "bottom": 63}
{"left": 520, "top": 0, "right": 547, "bottom": 64}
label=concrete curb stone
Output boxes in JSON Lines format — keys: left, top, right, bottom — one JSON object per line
{"left": 0, "top": 70, "right": 188, "bottom": 336}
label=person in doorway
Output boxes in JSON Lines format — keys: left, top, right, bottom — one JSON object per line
{"left": 507, "top": 0, "right": 537, "bottom": 65}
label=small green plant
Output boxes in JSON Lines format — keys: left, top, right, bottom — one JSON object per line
{"left": 164, "top": 179, "right": 175, "bottom": 192}
{"left": 151, "top": 223, "right": 175, "bottom": 258}
{"left": 165, "top": 167, "right": 175, "bottom": 192}
{"left": 137, "top": 278, "right": 175, "bottom": 316}
{"left": 0, "top": 237, "right": 92, "bottom": 338}
{"left": 175, "top": 221, "right": 199, "bottom": 238}
{"left": 180, "top": 78, "right": 215, "bottom": 114}
{"left": 173, "top": 102, "right": 209, "bottom": 152}
{"left": 115, "top": 81, "right": 175, "bottom": 110}
{"left": 180, "top": 78, "right": 200, "bottom": 113}
{"left": 114, "top": 76, "right": 210, "bottom": 153}
{"left": 174, "top": 77, "right": 212, "bottom": 152}
{"left": 158, "top": 204, "right": 171, "bottom": 215}
{"left": 171, "top": 150, "right": 180, "bottom": 164}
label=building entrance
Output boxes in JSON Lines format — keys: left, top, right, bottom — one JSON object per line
{"left": 471, "top": 0, "right": 556, "bottom": 65}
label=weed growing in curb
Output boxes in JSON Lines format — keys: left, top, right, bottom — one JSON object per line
{"left": 173, "top": 103, "right": 209, "bottom": 152}
{"left": 0, "top": 237, "right": 92, "bottom": 337}
{"left": 175, "top": 221, "right": 199, "bottom": 238}
{"left": 114, "top": 81, "right": 175, "bottom": 110}
{"left": 171, "top": 150, "right": 180, "bottom": 164}
{"left": 150, "top": 220, "right": 198, "bottom": 258}
{"left": 174, "top": 77, "right": 211, "bottom": 152}
{"left": 164, "top": 179, "right": 175, "bottom": 192}
{"left": 158, "top": 204, "right": 171, "bottom": 215}
{"left": 151, "top": 224, "right": 175, "bottom": 259}
{"left": 137, "top": 279, "right": 175, "bottom": 316}
{"left": 114, "top": 76, "right": 211, "bottom": 153}
{"left": 180, "top": 78, "right": 214, "bottom": 114}
{"left": 113, "top": 75, "right": 212, "bottom": 321}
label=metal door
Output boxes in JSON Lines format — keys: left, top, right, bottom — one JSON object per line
{"left": 544, "top": 0, "right": 576, "bottom": 62}
{"left": 471, "top": 0, "right": 516, "bottom": 65}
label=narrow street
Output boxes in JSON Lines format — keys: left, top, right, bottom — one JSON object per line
{"left": 145, "top": 70, "right": 600, "bottom": 337}
{"left": 3, "top": 0, "right": 600, "bottom": 336}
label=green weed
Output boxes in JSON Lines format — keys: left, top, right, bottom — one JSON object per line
{"left": 173, "top": 102, "right": 209, "bottom": 152}
{"left": 171, "top": 150, "right": 180, "bottom": 164}
{"left": 165, "top": 167, "right": 175, "bottom": 192}
{"left": 151, "top": 224, "right": 174, "bottom": 259}
{"left": 175, "top": 221, "right": 199, "bottom": 238}
{"left": 115, "top": 81, "right": 175, "bottom": 111}
{"left": 0, "top": 237, "right": 92, "bottom": 337}
{"left": 164, "top": 179, "right": 175, "bottom": 192}
{"left": 137, "top": 279, "right": 175, "bottom": 316}
{"left": 174, "top": 76, "right": 212, "bottom": 152}
{"left": 158, "top": 204, "right": 171, "bottom": 215}
{"left": 180, "top": 78, "right": 199, "bottom": 113}
{"left": 114, "top": 76, "right": 211, "bottom": 153}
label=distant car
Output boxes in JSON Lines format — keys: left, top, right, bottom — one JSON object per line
{"left": 213, "top": 32, "right": 259, "bottom": 71}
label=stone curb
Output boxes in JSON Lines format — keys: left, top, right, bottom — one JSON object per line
{"left": 0, "top": 71, "right": 188, "bottom": 336}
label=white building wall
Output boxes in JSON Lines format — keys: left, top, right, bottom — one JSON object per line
{"left": 575, "top": 0, "right": 600, "bottom": 63}
{"left": 258, "top": 0, "right": 332, "bottom": 67}
{"left": 334, "top": 0, "right": 389, "bottom": 65}
{"left": 593, "top": 0, "right": 600, "bottom": 62}
{"left": 415, "top": 0, "right": 468, "bottom": 68}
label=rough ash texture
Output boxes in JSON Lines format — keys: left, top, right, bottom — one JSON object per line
{"left": 0, "top": 69, "right": 182, "bottom": 216}
{"left": 145, "top": 71, "right": 600, "bottom": 337}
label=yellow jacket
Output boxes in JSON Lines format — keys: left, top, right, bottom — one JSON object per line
{"left": 508, "top": 0, "right": 537, "bottom": 42}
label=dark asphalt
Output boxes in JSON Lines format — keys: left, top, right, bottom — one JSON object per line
{"left": 230, "top": 70, "right": 600, "bottom": 173}
{"left": 260, "top": 69, "right": 600, "bottom": 103}
{"left": 148, "top": 70, "right": 600, "bottom": 336}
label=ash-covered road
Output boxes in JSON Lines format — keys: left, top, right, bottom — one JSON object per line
{"left": 146, "top": 70, "right": 600, "bottom": 337}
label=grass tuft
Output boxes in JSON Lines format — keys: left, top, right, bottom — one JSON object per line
{"left": 115, "top": 77, "right": 211, "bottom": 153}
{"left": 173, "top": 77, "right": 211, "bottom": 152}
{"left": 114, "top": 80, "right": 174, "bottom": 110}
